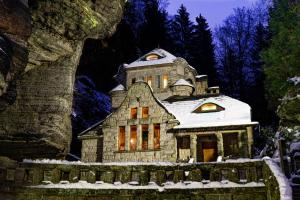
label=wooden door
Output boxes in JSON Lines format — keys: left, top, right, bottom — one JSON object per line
{"left": 202, "top": 141, "right": 218, "bottom": 162}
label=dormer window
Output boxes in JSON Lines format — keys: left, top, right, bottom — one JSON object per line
{"left": 193, "top": 103, "right": 224, "bottom": 113}
{"left": 145, "top": 54, "right": 159, "bottom": 61}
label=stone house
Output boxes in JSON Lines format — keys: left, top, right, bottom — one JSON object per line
{"left": 79, "top": 49, "right": 258, "bottom": 163}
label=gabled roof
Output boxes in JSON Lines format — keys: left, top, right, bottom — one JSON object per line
{"left": 173, "top": 79, "right": 194, "bottom": 88}
{"left": 110, "top": 84, "right": 125, "bottom": 93}
{"left": 161, "top": 95, "right": 258, "bottom": 129}
{"left": 125, "top": 48, "right": 177, "bottom": 68}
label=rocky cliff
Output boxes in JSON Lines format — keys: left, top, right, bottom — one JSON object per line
{"left": 0, "top": 0, "right": 125, "bottom": 160}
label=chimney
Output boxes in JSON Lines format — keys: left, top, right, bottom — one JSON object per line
{"left": 195, "top": 75, "right": 208, "bottom": 95}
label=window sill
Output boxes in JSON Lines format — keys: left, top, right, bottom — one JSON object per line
{"left": 115, "top": 149, "right": 161, "bottom": 153}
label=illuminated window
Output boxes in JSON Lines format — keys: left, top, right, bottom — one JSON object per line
{"left": 163, "top": 75, "right": 168, "bottom": 88}
{"left": 142, "top": 125, "right": 149, "bottom": 150}
{"left": 154, "top": 124, "right": 160, "bottom": 149}
{"left": 193, "top": 103, "right": 224, "bottom": 113}
{"left": 201, "top": 103, "right": 217, "bottom": 111}
{"left": 130, "top": 125, "right": 137, "bottom": 151}
{"left": 156, "top": 75, "right": 161, "bottom": 88}
{"left": 131, "top": 107, "right": 137, "bottom": 119}
{"left": 142, "top": 107, "right": 149, "bottom": 119}
{"left": 118, "top": 126, "right": 125, "bottom": 151}
{"left": 146, "top": 54, "right": 159, "bottom": 61}
{"left": 146, "top": 76, "right": 152, "bottom": 87}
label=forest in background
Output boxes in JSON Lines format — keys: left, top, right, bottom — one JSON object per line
{"left": 71, "top": 0, "right": 300, "bottom": 157}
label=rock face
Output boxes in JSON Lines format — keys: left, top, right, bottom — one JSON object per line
{"left": 0, "top": 0, "right": 125, "bottom": 160}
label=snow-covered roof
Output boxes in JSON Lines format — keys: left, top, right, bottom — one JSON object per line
{"left": 161, "top": 95, "right": 257, "bottom": 129}
{"left": 110, "top": 84, "right": 125, "bottom": 93}
{"left": 173, "top": 79, "right": 194, "bottom": 88}
{"left": 196, "top": 75, "right": 207, "bottom": 79}
{"left": 125, "top": 48, "right": 177, "bottom": 68}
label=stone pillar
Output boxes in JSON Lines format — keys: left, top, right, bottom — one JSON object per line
{"left": 148, "top": 124, "right": 154, "bottom": 150}
{"left": 247, "top": 126, "right": 253, "bottom": 158}
{"left": 126, "top": 126, "right": 130, "bottom": 151}
{"left": 190, "top": 135, "right": 197, "bottom": 159}
{"left": 137, "top": 125, "right": 142, "bottom": 150}
{"left": 216, "top": 132, "right": 224, "bottom": 157}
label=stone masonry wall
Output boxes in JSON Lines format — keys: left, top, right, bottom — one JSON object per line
{"left": 0, "top": 157, "right": 290, "bottom": 200}
{"left": 102, "top": 82, "right": 178, "bottom": 162}
{"left": 126, "top": 58, "right": 196, "bottom": 101}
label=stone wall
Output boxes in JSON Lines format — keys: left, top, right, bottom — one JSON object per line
{"left": 0, "top": 0, "right": 125, "bottom": 160}
{"left": 102, "top": 82, "right": 178, "bottom": 162}
{"left": 0, "top": 157, "right": 290, "bottom": 200}
{"left": 125, "top": 58, "right": 196, "bottom": 100}
{"left": 172, "top": 85, "right": 194, "bottom": 96}
{"left": 110, "top": 90, "right": 127, "bottom": 109}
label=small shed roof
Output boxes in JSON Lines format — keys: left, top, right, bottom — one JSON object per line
{"left": 173, "top": 79, "right": 194, "bottom": 88}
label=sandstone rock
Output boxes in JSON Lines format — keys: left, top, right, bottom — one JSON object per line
{"left": 0, "top": 0, "right": 125, "bottom": 160}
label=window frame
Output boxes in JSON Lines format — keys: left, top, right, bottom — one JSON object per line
{"left": 130, "top": 107, "right": 138, "bottom": 119}
{"left": 118, "top": 126, "right": 126, "bottom": 151}
{"left": 163, "top": 75, "right": 168, "bottom": 88}
{"left": 142, "top": 107, "right": 149, "bottom": 119}
{"left": 153, "top": 124, "right": 160, "bottom": 150}
{"left": 130, "top": 125, "right": 137, "bottom": 151}
{"left": 142, "top": 124, "right": 149, "bottom": 150}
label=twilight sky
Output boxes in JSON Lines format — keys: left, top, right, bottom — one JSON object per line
{"left": 167, "top": 0, "right": 259, "bottom": 29}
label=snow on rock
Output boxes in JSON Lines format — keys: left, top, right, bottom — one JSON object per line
{"left": 29, "top": 180, "right": 265, "bottom": 190}
{"left": 161, "top": 95, "right": 258, "bottom": 129}
{"left": 290, "top": 142, "right": 300, "bottom": 153}
{"left": 288, "top": 76, "right": 300, "bottom": 85}
{"left": 264, "top": 158, "right": 293, "bottom": 200}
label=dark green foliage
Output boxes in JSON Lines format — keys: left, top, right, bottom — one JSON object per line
{"left": 262, "top": 0, "right": 300, "bottom": 109}
{"left": 139, "top": 0, "right": 171, "bottom": 53}
{"left": 189, "top": 15, "right": 217, "bottom": 85}
{"left": 170, "top": 4, "right": 194, "bottom": 59}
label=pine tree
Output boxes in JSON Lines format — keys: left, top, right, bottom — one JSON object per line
{"left": 247, "top": 23, "right": 276, "bottom": 125}
{"left": 170, "top": 4, "right": 194, "bottom": 59}
{"left": 139, "top": 0, "right": 171, "bottom": 53}
{"left": 190, "top": 15, "right": 217, "bottom": 85}
{"left": 262, "top": 0, "right": 300, "bottom": 109}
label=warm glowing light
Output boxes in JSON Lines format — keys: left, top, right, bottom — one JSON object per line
{"left": 146, "top": 54, "right": 159, "bottom": 60}
{"left": 146, "top": 76, "right": 152, "bottom": 87}
{"left": 201, "top": 103, "right": 217, "bottom": 111}
{"left": 163, "top": 75, "right": 168, "bottom": 88}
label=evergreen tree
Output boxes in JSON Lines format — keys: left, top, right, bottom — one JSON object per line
{"left": 262, "top": 0, "right": 300, "bottom": 109}
{"left": 190, "top": 15, "right": 217, "bottom": 85}
{"left": 170, "top": 4, "right": 194, "bottom": 59}
{"left": 247, "top": 23, "right": 276, "bottom": 125}
{"left": 139, "top": 0, "right": 171, "bottom": 53}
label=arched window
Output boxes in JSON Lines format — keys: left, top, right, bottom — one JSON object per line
{"left": 193, "top": 103, "right": 224, "bottom": 113}
{"left": 145, "top": 54, "right": 159, "bottom": 61}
